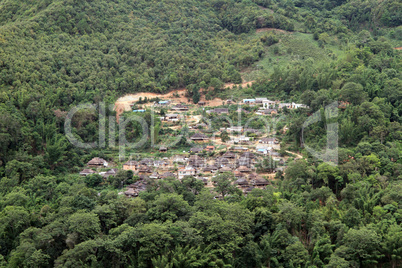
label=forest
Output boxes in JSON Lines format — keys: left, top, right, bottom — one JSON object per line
{"left": 0, "top": 0, "right": 401, "bottom": 267}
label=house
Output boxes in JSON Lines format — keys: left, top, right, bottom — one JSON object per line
{"left": 278, "top": 103, "right": 293, "bottom": 109}
{"left": 232, "top": 146, "right": 249, "bottom": 152}
{"left": 215, "top": 157, "right": 230, "bottom": 167}
{"left": 188, "top": 155, "right": 206, "bottom": 168}
{"left": 132, "top": 109, "right": 146, "bottom": 113}
{"left": 256, "top": 109, "right": 277, "bottom": 115}
{"left": 235, "top": 178, "right": 249, "bottom": 187}
{"left": 138, "top": 174, "right": 149, "bottom": 180}
{"left": 255, "top": 98, "right": 268, "bottom": 104}
{"left": 234, "top": 136, "right": 250, "bottom": 144}
{"left": 243, "top": 99, "right": 256, "bottom": 104}
{"left": 124, "top": 180, "right": 148, "bottom": 197}
{"left": 124, "top": 188, "right": 136, "bottom": 197}
{"left": 227, "top": 126, "right": 243, "bottom": 132}
{"left": 172, "top": 155, "right": 187, "bottom": 163}
{"left": 256, "top": 147, "right": 269, "bottom": 154}
{"left": 154, "top": 160, "right": 169, "bottom": 168}
{"left": 248, "top": 173, "right": 258, "bottom": 180}
{"left": 260, "top": 138, "right": 279, "bottom": 144}
{"left": 140, "top": 158, "right": 154, "bottom": 166}
{"left": 237, "top": 166, "right": 251, "bottom": 173}
{"left": 178, "top": 166, "right": 196, "bottom": 179}
{"left": 207, "top": 108, "right": 229, "bottom": 114}
{"left": 102, "top": 168, "right": 118, "bottom": 178}
{"left": 138, "top": 166, "right": 152, "bottom": 174}
{"left": 171, "top": 104, "right": 189, "bottom": 111}
{"left": 190, "top": 133, "right": 208, "bottom": 141}
{"left": 241, "top": 152, "right": 257, "bottom": 159}
{"left": 159, "top": 146, "right": 168, "bottom": 152}
{"left": 190, "top": 147, "right": 204, "bottom": 153}
{"left": 160, "top": 171, "right": 177, "bottom": 179}
{"left": 206, "top": 146, "right": 215, "bottom": 152}
{"left": 157, "top": 100, "right": 170, "bottom": 106}
{"left": 80, "top": 169, "right": 96, "bottom": 176}
{"left": 253, "top": 178, "right": 269, "bottom": 187}
{"left": 244, "top": 128, "right": 260, "bottom": 135}
{"left": 292, "top": 103, "right": 308, "bottom": 109}
{"left": 198, "top": 101, "right": 206, "bottom": 106}
{"left": 87, "top": 157, "right": 108, "bottom": 168}
{"left": 219, "top": 166, "right": 233, "bottom": 173}
{"left": 165, "top": 114, "right": 179, "bottom": 121}
{"left": 123, "top": 160, "right": 138, "bottom": 171}
{"left": 203, "top": 165, "right": 219, "bottom": 173}
{"left": 150, "top": 172, "right": 160, "bottom": 179}
{"left": 237, "top": 157, "right": 252, "bottom": 167}
{"left": 262, "top": 100, "right": 276, "bottom": 109}
{"left": 226, "top": 99, "right": 233, "bottom": 104}
{"left": 222, "top": 152, "right": 236, "bottom": 159}
{"left": 234, "top": 171, "right": 245, "bottom": 178}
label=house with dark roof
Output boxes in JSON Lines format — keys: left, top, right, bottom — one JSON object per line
{"left": 222, "top": 152, "right": 236, "bottom": 159}
{"left": 80, "top": 169, "right": 96, "bottom": 176}
{"left": 190, "top": 147, "right": 204, "bottom": 153}
{"left": 165, "top": 114, "right": 179, "bottom": 121}
{"left": 215, "top": 157, "right": 231, "bottom": 168}
{"left": 253, "top": 178, "right": 269, "bottom": 187}
{"left": 102, "top": 168, "right": 118, "bottom": 178}
{"left": 171, "top": 104, "right": 189, "bottom": 111}
{"left": 160, "top": 171, "right": 177, "bottom": 179}
{"left": 203, "top": 165, "right": 219, "bottom": 173}
{"left": 87, "top": 157, "right": 108, "bottom": 167}
{"left": 188, "top": 155, "right": 206, "bottom": 168}
{"left": 123, "top": 160, "right": 138, "bottom": 171}
{"left": 190, "top": 133, "right": 208, "bottom": 141}
{"left": 207, "top": 108, "right": 229, "bottom": 114}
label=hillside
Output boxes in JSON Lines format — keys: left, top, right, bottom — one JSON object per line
{"left": 0, "top": 0, "right": 401, "bottom": 267}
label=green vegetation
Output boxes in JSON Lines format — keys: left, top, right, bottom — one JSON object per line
{"left": 0, "top": 0, "right": 401, "bottom": 266}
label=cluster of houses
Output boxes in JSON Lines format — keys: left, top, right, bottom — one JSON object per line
{"left": 80, "top": 147, "right": 286, "bottom": 197}
{"left": 119, "top": 150, "right": 280, "bottom": 195}
{"left": 95, "top": 96, "right": 301, "bottom": 198}
{"left": 134, "top": 98, "right": 307, "bottom": 122}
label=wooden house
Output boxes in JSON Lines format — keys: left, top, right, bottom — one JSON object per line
{"left": 87, "top": 157, "right": 108, "bottom": 168}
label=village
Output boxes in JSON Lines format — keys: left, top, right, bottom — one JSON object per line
{"left": 80, "top": 97, "right": 308, "bottom": 198}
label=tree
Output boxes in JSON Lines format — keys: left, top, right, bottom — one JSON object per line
{"left": 0, "top": 206, "right": 30, "bottom": 256}
{"left": 192, "top": 87, "right": 200, "bottom": 104}
{"left": 220, "top": 131, "right": 229, "bottom": 142}
{"left": 381, "top": 224, "right": 402, "bottom": 268}
{"left": 283, "top": 240, "right": 309, "bottom": 267}
{"left": 211, "top": 172, "right": 237, "bottom": 200}
{"left": 85, "top": 174, "right": 103, "bottom": 188}
{"left": 312, "top": 235, "right": 334, "bottom": 266}
{"left": 67, "top": 211, "right": 101, "bottom": 243}
{"left": 210, "top": 78, "right": 223, "bottom": 91}
{"left": 338, "top": 227, "right": 382, "bottom": 266}
{"left": 339, "top": 82, "right": 368, "bottom": 105}
{"left": 326, "top": 254, "right": 350, "bottom": 268}
{"left": 147, "top": 193, "right": 192, "bottom": 222}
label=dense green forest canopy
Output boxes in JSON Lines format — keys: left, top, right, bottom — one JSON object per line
{"left": 0, "top": 0, "right": 401, "bottom": 267}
